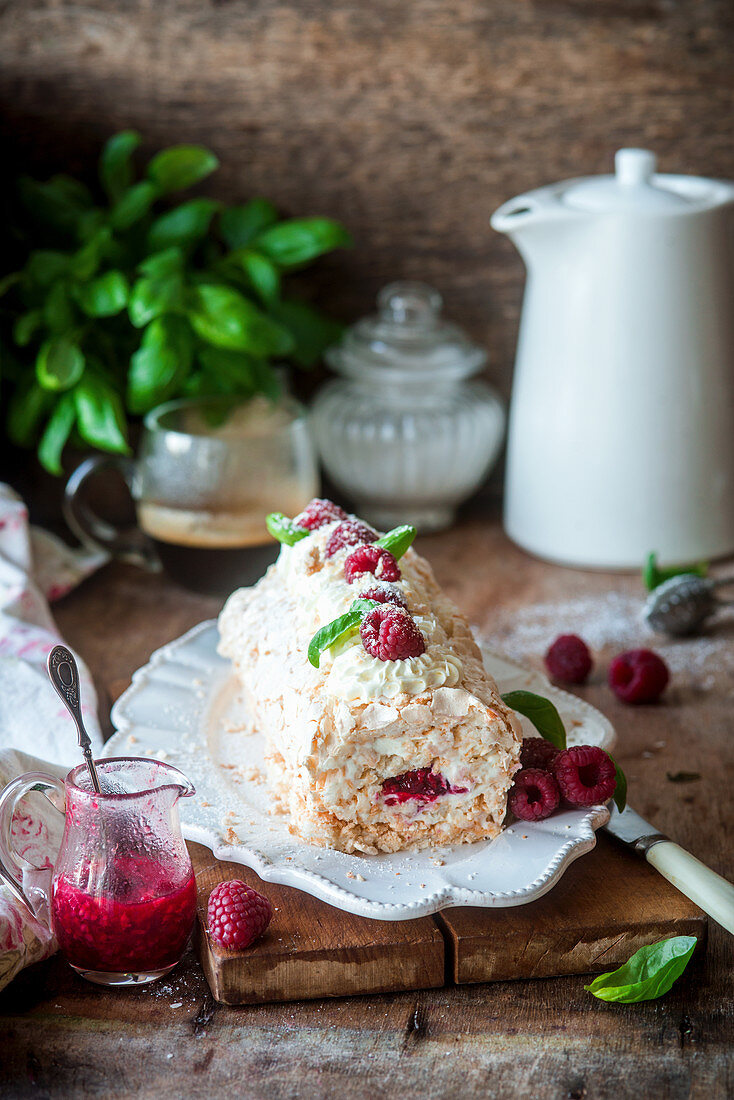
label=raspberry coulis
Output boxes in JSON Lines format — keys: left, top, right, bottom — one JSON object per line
{"left": 52, "top": 855, "right": 197, "bottom": 973}
{"left": 381, "top": 767, "right": 468, "bottom": 807}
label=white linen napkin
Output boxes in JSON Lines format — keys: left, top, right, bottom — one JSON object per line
{"left": 0, "top": 484, "right": 105, "bottom": 991}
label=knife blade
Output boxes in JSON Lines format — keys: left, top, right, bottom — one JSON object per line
{"left": 604, "top": 804, "right": 734, "bottom": 935}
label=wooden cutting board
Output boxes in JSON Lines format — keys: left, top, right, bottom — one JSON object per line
{"left": 190, "top": 834, "right": 707, "bottom": 1005}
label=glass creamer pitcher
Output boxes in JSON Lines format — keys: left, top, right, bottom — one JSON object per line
{"left": 0, "top": 757, "right": 197, "bottom": 986}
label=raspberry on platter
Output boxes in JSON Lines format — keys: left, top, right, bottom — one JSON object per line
{"left": 552, "top": 745, "right": 617, "bottom": 807}
{"left": 520, "top": 736, "right": 560, "bottom": 771}
{"left": 508, "top": 768, "right": 561, "bottom": 821}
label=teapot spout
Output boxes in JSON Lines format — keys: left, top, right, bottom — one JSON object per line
{"left": 491, "top": 190, "right": 572, "bottom": 263}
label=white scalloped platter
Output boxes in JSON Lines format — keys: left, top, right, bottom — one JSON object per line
{"left": 104, "top": 621, "right": 616, "bottom": 921}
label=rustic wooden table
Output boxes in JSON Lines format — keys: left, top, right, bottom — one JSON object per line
{"left": 1, "top": 518, "right": 732, "bottom": 1099}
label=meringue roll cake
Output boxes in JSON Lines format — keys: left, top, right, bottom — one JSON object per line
{"left": 218, "top": 500, "right": 522, "bottom": 854}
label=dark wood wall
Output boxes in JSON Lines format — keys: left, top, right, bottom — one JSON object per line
{"left": 1, "top": 0, "right": 733, "bottom": 397}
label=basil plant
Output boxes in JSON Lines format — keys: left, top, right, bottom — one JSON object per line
{"left": 0, "top": 132, "right": 351, "bottom": 473}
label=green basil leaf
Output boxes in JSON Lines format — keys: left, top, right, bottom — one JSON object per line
{"left": 0, "top": 271, "right": 20, "bottom": 297}
{"left": 75, "top": 270, "right": 129, "bottom": 317}
{"left": 374, "top": 525, "right": 417, "bottom": 560}
{"left": 610, "top": 754, "right": 627, "bottom": 813}
{"left": 24, "top": 251, "right": 70, "bottom": 288}
{"left": 234, "top": 249, "right": 280, "bottom": 304}
{"left": 271, "top": 299, "right": 344, "bottom": 367}
{"left": 147, "top": 145, "right": 219, "bottom": 193}
{"left": 265, "top": 512, "right": 309, "bottom": 546}
{"left": 13, "top": 309, "right": 43, "bottom": 347}
{"left": 219, "top": 199, "right": 278, "bottom": 249}
{"left": 500, "top": 690, "right": 567, "bottom": 750}
{"left": 188, "top": 284, "right": 294, "bottom": 356}
{"left": 250, "top": 359, "right": 282, "bottom": 402}
{"left": 643, "top": 552, "right": 708, "bottom": 592}
{"left": 127, "top": 316, "right": 193, "bottom": 414}
{"left": 73, "top": 374, "right": 130, "bottom": 454}
{"left": 18, "top": 176, "right": 90, "bottom": 235}
{"left": 36, "top": 337, "right": 85, "bottom": 392}
{"left": 7, "top": 381, "right": 52, "bottom": 446}
{"left": 254, "top": 217, "right": 352, "bottom": 268}
{"left": 148, "top": 198, "right": 220, "bottom": 252}
{"left": 43, "top": 282, "right": 75, "bottom": 333}
{"left": 585, "top": 936, "right": 697, "bottom": 1003}
{"left": 99, "top": 130, "right": 141, "bottom": 202}
{"left": 128, "top": 274, "right": 183, "bottom": 328}
{"left": 69, "top": 228, "right": 112, "bottom": 281}
{"left": 48, "top": 174, "right": 94, "bottom": 208}
{"left": 137, "top": 247, "right": 185, "bottom": 280}
{"left": 197, "top": 347, "right": 259, "bottom": 394}
{"left": 307, "top": 598, "right": 377, "bottom": 668}
{"left": 38, "top": 394, "right": 77, "bottom": 475}
{"left": 110, "top": 181, "right": 159, "bottom": 231}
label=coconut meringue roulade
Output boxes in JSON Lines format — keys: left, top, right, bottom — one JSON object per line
{"left": 218, "top": 505, "right": 522, "bottom": 854}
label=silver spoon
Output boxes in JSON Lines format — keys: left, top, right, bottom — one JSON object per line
{"left": 47, "top": 645, "right": 102, "bottom": 794}
{"left": 644, "top": 573, "right": 734, "bottom": 636}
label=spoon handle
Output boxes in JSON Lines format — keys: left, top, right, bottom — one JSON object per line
{"left": 47, "top": 645, "right": 101, "bottom": 793}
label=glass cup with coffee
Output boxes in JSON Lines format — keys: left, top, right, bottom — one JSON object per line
{"left": 64, "top": 395, "right": 319, "bottom": 595}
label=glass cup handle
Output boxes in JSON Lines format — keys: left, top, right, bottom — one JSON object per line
{"left": 0, "top": 772, "right": 65, "bottom": 921}
{"left": 63, "top": 455, "right": 160, "bottom": 571}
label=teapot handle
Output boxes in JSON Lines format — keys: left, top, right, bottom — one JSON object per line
{"left": 0, "top": 772, "right": 65, "bottom": 920}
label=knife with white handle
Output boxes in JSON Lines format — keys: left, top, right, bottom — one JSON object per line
{"left": 605, "top": 805, "right": 734, "bottom": 934}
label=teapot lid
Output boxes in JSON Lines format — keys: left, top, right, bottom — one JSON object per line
{"left": 562, "top": 148, "right": 707, "bottom": 212}
{"left": 326, "top": 281, "right": 486, "bottom": 381}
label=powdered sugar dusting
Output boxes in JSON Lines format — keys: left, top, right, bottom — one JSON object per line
{"left": 479, "top": 591, "right": 734, "bottom": 690}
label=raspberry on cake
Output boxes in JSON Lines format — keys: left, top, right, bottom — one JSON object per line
{"left": 344, "top": 544, "right": 401, "bottom": 584}
{"left": 325, "top": 520, "right": 378, "bottom": 558}
{"left": 218, "top": 509, "right": 522, "bottom": 854}
{"left": 360, "top": 604, "right": 426, "bottom": 662}
{"left": 358, "top": 582, "right": 408, "bottom": 608}
{"left": 295, "top": 498, "right": 347, "bottom": 531}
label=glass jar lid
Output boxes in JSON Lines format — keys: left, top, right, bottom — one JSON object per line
{"left": 325, "top": 281, "right": 487, "bottom": 382}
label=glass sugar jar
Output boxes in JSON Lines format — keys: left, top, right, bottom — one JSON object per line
{"left": 311, "top": 282, "right": 505, "bottom": 532}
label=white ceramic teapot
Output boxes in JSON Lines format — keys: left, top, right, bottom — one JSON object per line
{"left": 492, "top": 148, "right": 734, "bottom": 569}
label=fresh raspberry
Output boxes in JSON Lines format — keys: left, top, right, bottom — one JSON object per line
{"left": 544, "top": 634, "right": 593, "bottom": 684}
{"left": 325, "top": 520, "right": 378, "bottom": 558}
{"left": 294, "top": 498, "right": 347, "bottom": 531}
{"left": 608, "top": 648, "right": 670, "bottom": 704}
{"left": 207, "top": 880, "right": 272, "bottom": 951}
{"left": 508, "top": 768, "right": 561, "bottom": 821}
{"left": 360, "top": 605, "right": 426, "bottom": 662}
{"left": 359, "top": 583, "right": 407, "bottom": 609}
{"left": 520, "top": 736, "right": 560, "bottom": 771}
{"left": 552, "top": 745, "right": 617, "bottom": 806}
{"left": 344, "top": 544, "right": 401, "bottom": 584}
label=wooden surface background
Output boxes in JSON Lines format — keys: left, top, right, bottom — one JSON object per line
{"left": 1, "top": 0, "right": 734, "bottom": 397}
